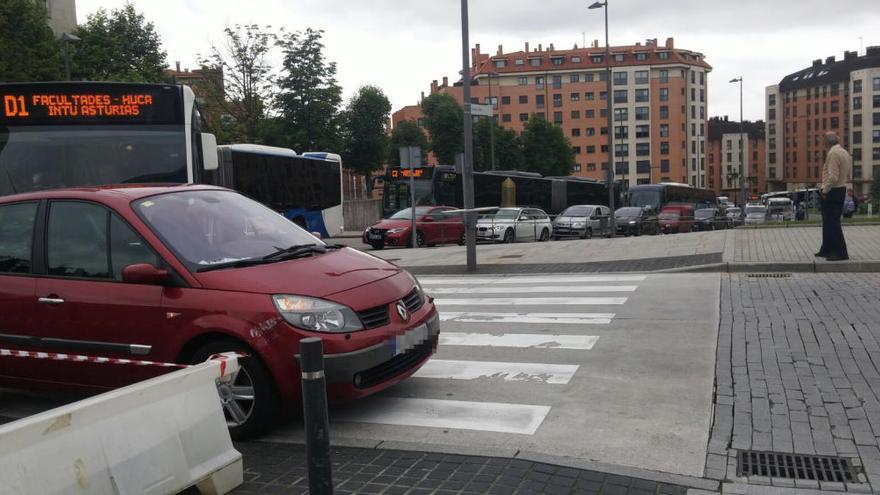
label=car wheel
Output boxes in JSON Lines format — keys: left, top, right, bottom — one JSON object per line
{"left": 539, "top": 228, "right": 550, "bottom": 242}
{"left": 634, "top": 226, "right": 641, "bottom": 236}
{"left": 370, "top": 242, "right": 384, "bottom": 250}
{"left": 191, "top": 341, "right": 280, "bottom": 441}
{"left": 409, "top": 231, "right": 425, "bottom": 247}
{"left": 503, "top": 229, "right": 515, "bottom": 243}
{"left": 582, "top": 228, "right": 593, "bottom": 240}
{"left": 457, "top": 232, "right": 465, "bottom": 246}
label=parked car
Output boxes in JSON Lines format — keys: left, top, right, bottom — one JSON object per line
{"left": 615, "top": 206, "right": 660, "bottom": 236}
{"left": 658, "top": 204, "right": 695, "bottom": 234}
{"left": 694, "top": 207, "right": 729, "bottom": 231}
{"left": 476, "top": 207, "right": 553, "bottom": 243}
{"left": 726, "top": 206, "right": 744, "bottom": 226}
{"left": 552, "top": 205, "right": 611, "bottom": 239}
{"left": 0, "top": 185, "right": 439, "bottom": 439}
{"left": 363, "top": 206, "right": 465, "bottom": 249}
{"left": 744, "top": 204, "right": 768, "bottom": 225}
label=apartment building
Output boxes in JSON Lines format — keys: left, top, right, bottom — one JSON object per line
{"left": 41, "top": 0, "right": 77, "bottom": 36}
{"left": 765, "top": 47, "right": 880, "bottom": 196}
{"left": 706, "top": 117, "right": 765, "bottom": 200}
{"left": 392, "top": 37, "right": 711, "bottom": 187}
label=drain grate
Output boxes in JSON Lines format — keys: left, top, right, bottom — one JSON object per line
{"left": 746, "top": 273, "right": 792, "bottom": 279}
{"left": 737, "top": 451, "right": 862, "bottom": 483}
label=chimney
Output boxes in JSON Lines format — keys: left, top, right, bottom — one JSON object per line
{"left": 825, "top": 56, "right": 836, "bottom": 64}
{"left": 665, "top": 37, "right": 674, "bottom": 49}
{"left": 525, "top": 41, "right": 529, "bottom": 52}
{"left": 549, "top": 43, "right": 554, "bottom": 51}
{"left": 593, "top": 39, "right": 599, "bottom": 48}
{"left": 724, "top": 115, "right": 728, "bottom": 122}
{"left": 497, "top": 44, "right": 503, "bottom": 56}
{"left": 866, "top": 46, "right": 880, "bottom": 56}
{"left": 442, "top": 76, "right": 448, "bottom": 87}
{"left": 844, "top": 50, "right": 858, "bottom": 60}
{"left": 175, "top": 61, "right": 181, "bottom": 72}
{"left": 420, "top": 91, "right": 425, "bottom": 102}
{"left": 636, "top": 42, "right": 641, "bottom": 47}
{"left": 431, "top": 80, "right": 439, "bottom": 93}
{"left": 812, "top": 58, "right": 822, "bottom": 67}
{"left": 538, "top": 43, "right": 542, "bottom": 52}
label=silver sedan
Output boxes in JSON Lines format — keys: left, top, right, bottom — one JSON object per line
{"left": 476, "top": 207, "right": 553, "bottom": 243}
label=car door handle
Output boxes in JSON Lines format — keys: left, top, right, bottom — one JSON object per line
{"left": 38, "top": 297, "right": 65, "bottom": 305}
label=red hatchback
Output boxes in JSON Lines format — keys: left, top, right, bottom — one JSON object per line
{"left": 0, "top": 185, "right": 439, "bottom": 438}
{"left": 363, "top": 206, "right": 465, "bottom": 249}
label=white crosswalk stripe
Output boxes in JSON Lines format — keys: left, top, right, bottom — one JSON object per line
{"left": 336, "top": 273, "right": 646, "bottom": 437}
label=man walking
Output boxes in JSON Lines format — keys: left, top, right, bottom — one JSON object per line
{"left": 816, "top": 131, "right": 851, "bottom": 261}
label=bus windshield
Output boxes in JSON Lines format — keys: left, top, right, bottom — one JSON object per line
{"left": 627, "top": 189, "right": 661, "bottom": 210}
{"left": 0, "top": 125, "right": 187, "bottom": 194}
{"left": 383, "top": 180, "right": 433, "bottom": 212}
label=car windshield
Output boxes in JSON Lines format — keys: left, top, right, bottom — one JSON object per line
{"left": 561, "top": 206, "right": 594, "bottom": 217}
{"left": 695, "top": 209, "right": 715, "bottom": 219}
{"left": 493, "top": 208, "right": 521, "bottom": 219}
{"left": 390, "top": 207, "right": 434, "bottom": 219}
{"left": 659, "top": 212, "right": 680, "bottom": 219}
{"left": 615, "top": 207, "right": 642, "bottom": 216}
{"left": 727, "top": 208, "right": 741, "bottom": 214}
{"left": 746, "top": 206, "right": 766, "bottom": 215}
{"left": 134, "top": 190, "right": 323, "bottom": 269}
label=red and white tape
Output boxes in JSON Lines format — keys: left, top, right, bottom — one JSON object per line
{"left": 0, "top": 348, "right": 188, "bottom": 369}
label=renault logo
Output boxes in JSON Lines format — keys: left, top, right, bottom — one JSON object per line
{"left": 396, "top": 302, "right": 409, "bottom": 321}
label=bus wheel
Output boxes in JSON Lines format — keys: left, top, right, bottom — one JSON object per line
{"left": 293, "top": 216, "right": 307, "bottom": 229}
{"left": 539, "top": 228, "right": 550, "bottom": 242}
{"left": 502, "top": 229, "right": 515, "bottom": 243}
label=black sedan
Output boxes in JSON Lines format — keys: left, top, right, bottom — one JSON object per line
{"left": 615, "top": 206, "right": 660, "bottom": 236}
{"left": 693, "top": 208, "right": 729, "bottom": 231}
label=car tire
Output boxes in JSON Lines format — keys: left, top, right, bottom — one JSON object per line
{"left": 503, "top": 229, "right": 515, "bottom": 243}
{"left": 409, "top": 231, "right": 425, "bottom": 247}
{"left": 539, "top": 228, "right": 550, "bottom": 242}
{"left": 370, "top": 242, "right": 384, "bottom": 250}
{"left": 190, "top": 341, "right": 280, "bottom": 441}
{"left": 634, "top": 226, "right": 641, "bottom": 237}
{"left": 582, "top": 228, "right": 592, "bottom": 240}
{"left": 457, "top": 232, "right": 465, "bottom": 246}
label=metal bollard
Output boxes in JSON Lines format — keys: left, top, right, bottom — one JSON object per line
{"left": 300, "top": 337, "right": 333, "bottom": 494}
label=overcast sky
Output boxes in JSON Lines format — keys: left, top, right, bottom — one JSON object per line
{"left": 76, "top": 0, "right": 879, "bottom": 123}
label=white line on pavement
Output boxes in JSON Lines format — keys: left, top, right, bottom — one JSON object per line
{"left": 417, "top": 275, "right": 647, "bottom": 285}
{"left": 439, "top": 312, "right": 614, "bottom": 324}
{"left": 334, "top": 397, "right": 551, "bottom": 435}
{"left": 434, "top": 297, "right": 628, "bottom": 306}
{"left": 413, "top": 359, "right": 579, "bottom": 384}
{"left": 426, "top": 285, "right": 638, "bottom": 294}
{"left": 439, "top": 332, "right": 599, "bottom": 350}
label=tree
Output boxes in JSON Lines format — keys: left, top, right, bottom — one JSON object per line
{"left": 0, "top": 0, "right": 62, "bottom": 81}
{"left": 276, "top": 28, "right": 342, "bottom": 152}
{"left": 420, "top": 93, "right": 463, "bottom": 164}
{"left": 72, "top": 3, "right": 167, "bottom": 82}
{"left": 472, "top": 118, "right": 524, "bottom": 171}
{"left": 199, "top": 24, "right": 277, "bottom": 144}
{"left": 520, "top": 115, "right": 575, "bottom": 176}
{"left": 340, "top": 86, "right": 391, "bottom": 175}
{"left": 388, "top": 121, "right": 429, "bottom": 166}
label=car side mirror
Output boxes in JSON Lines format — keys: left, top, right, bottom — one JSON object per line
{"left": 122, "top": 264, "right": 169, "bottom": 285}
{"left": 421, "top": 216, "right": 434, "bottom": 222}
{"left": 201, "top": 133, "right": 218, "bottom": 171}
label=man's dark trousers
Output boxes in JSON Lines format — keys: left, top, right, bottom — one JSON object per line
{"left": 820, "top": 187, "right": 848, "bottom": 257}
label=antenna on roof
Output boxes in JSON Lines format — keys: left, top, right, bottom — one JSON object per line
{"left": 582, "top": 32, "right": 586, "bottom": 50}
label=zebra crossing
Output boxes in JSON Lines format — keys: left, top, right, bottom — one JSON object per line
{"left": 330, "top": 273, "right": 647, "bottom": 436}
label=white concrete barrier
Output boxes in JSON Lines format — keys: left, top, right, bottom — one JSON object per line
{"left": 0, "top": 353, "right": 243, "bottom": 495}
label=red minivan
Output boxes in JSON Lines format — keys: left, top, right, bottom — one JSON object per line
{"left": 363, "top": 206, "right": 465, "bottom": 249}
{"left": 0, "top": 185, "right": 439, "bottom": 438}
{"left": 658, "top": 203, "right": 696, "bottom": 234}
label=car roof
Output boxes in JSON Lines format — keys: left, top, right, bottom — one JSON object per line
{"left": 0, "top": 183, "right": 228, "bottom": 205}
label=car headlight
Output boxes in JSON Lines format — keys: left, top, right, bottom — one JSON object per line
{"left": 272, "top": 295, "right": 364, "bottom": 333}
{"left": 572, "top": 222, "right": 584, "bottom": 228}
{"left": 411, "top": 274, "right": 427, "bottom": 300}
{"left": 493, "top": 225, "right": 507, "bottom": 231}
{"left": 387, "top": 227, "right": 406, "bottom": 234}
{"left": 629, "top": 220, "right": 636, "bottom": 225}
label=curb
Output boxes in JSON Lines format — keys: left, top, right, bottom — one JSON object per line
{"left": 662, "top": 261, "right": 880, "bottom": 274}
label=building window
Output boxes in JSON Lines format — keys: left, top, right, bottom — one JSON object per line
{"left": 636, "top": 143, "right": 650, "bottom": 156}
{"left": 615, "top": 162, "right": 629, "bottom": 174}
{"left": 592, "top": 55, "right": 603, "bottom": 64}
{"left": 586, "top": 110, "right": 595, "bottom": 118}
{"left": 536, "top": 94, "right": 545, "bottom": 108}
{"left": 571, "top": 110, "right": 581, "bottom": 119}
{"left": 636, "top": 160, "right": 650, "bottom": 173}
{"left": 570, "top": 92, "right": 580, "bottom": 102}
{"left": 635, "top": 89, "right": 649, "bottom": 102}
{"left": 659, "top": 124, "right": 669, "bottom": 137}
{"left": 518, "top": 76, "right": 528, "bottom": 86}
{"left": 551, "top": 57, "right": 564, "bottom": 65}
{"left": 635, "top": 71, "right": 649, "bottom": 84}
{"left": 572, "top": 56, "right": 582, "bottom": 63}
{"left": 658, "top": 52, "right": 669, "bottom": 60}
{"left": 636, "top": 53, "right": 647, "bottom": 61}
{"left": 614, "top": 90, "right": 628, "bottom": 103}
{"left": 768, "top": 94, "right": 776, "bottom": 106}
{"left": 874, "top": 147, "right": 880, "bottom": 160}
{"left": 552, "top": 75, "right": 562, "bottom": 89}
{"left": 553, "top": 94, "right": 562, "bottom": 107}
{"left": 831, "top": 83, "right": 839, "bottom": 96}
{"left": 659, "top": 88, "right": 669, "bottom": 101}
{"left": 614, "top": 54, "right": 625, "bottom": 62}
{"left": 573, "top": 146, "right": 582, "bottom": 154}
{"left": 529, "top": 58, "right": 542, "bottom": 67}
{"left": 585, "top": 73, "right": 594, "bottom": 82}
{"left": 769, "top": 153, "right": 776, "bottom": 163}
{"left": 874, "top": 77, "right": 880, "bottom": 91}
{"left": 874, "top": 112, "right": 880, "bottom": 126}
{"left": 494, "top": 59, "right": 507, "bottom": 68}
{"left": 659, "top": 70, "right": 669, "bottom": 83}
{"left": 601, "top": 127, "right": 609, "bottom": 136}
{"left": 769, "top": 108, "right": 776, "bottom": 120}
{"left": 831, "top": 116, "right": 839, "bottom": 128}
{"left": 519, "top": 113, "right": 529, "bottom": 122}
{"left": 554, "top": 111, "right": 563, "bottom": 124}
{"left": 660, "top": 159, "right": 670, "bottom": 172}
{"left": 600, "top": 91, "right": 607, "bottom": 101}
{"left": 831, "top": 100, "right": 840, "bottom": 112}
{"left": 613, "top": 72, "right": 627, "bottom": 85}
{"left": 874, "top": 95, "right": 880, "bottom": 108}
{"left": 536, "top": 76, "right": 544, "bottom": 89}
{"left": 854, "top": 113, "right": 862, "bottom": 127}
{"left": 586, "top": 127, "right": 595, "bottom": 136}
{"left": 853, "top": 80, "right": 862, "bottom": 93}
{"left": 599, "top": 72, "right": 608, "bottom": 82}
{"left": 636, "top": 125, "right": 649, "bottom": 138}
{"left": 854, "top": 131, "right": 862, "bottom": 145}
{"left": 502, "top": 114, "right": 511, "bottom": 122}
{"left": 660, "top": 142, "right": 669, "bottom": 155}
{"left": 536, "top": 112, "right": 545, "bottom": 119}
{"left": 587, "top": 145, "right": 596, "bottom": 153}
{"left": 570, "top": 74, "right": 580, "bottom": 83}
{"left": 660, "top": 106, "right": 669, "bottom": 119}
{"left": 519, "top": 95, "right": 528, "bottom": 104}
{"left": 614, "top": 126, "right": 628, "bottom": 139}
{"left": 587, "top": 163, "right": 596, "bottom": 171}
{"left": 572, "top": 128, "right": 581, "bottom": 137}
{"left": 485, "top": 96, "right": 498, "bottom": 109}
{"left": 501, "top": 96, "right": 511, "bottom": 105}
{"left": 585, "top": 92, "right": 595, "bottom": 101}
{"left": 635, "top": 107, "right": 649, "bottom": 120}
{"left": 614, "top": 108, "right": 628, "bottom": 121}
{"left": 873, "top": 129, "right": 880, "bottom": 143}
{"left": 768, "top": 123, "right": 775, "bottom": 135}
{"left": 600, "top": 109, "right": 608, "bottom": 118}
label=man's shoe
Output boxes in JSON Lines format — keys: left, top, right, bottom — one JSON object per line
{"left": 814, "top": 252, "right": 827, "bottom": 257}
{"left": 825, "top": 255, "right": 849, "bottom": 261}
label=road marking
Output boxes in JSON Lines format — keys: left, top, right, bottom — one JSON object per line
{"left": 414, "top": 359, "right": 579, "bottom": 384}
{"left": 417, "top": 275, "right": 647, "bottom": 285}
{"left": 426, "top": 285, "right": 637, "bottom": 294}
{"left": 334, "top": 397, "right": 551, "bottom": 435}
{"left": 439, "top": 332, "right": 599, "bottom": 350}
{"left": 439, "top": 312, "right": 614, "bottom": 324}
{"left": 435, "top": 297, "right": 627, "bottom": 306}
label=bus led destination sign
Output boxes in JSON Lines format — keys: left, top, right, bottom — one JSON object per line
{"left": 390, "top": 168, "right": 428, "bottom": 179}
{"left": 4, "top": 93, "right": 155, "bottom": 118}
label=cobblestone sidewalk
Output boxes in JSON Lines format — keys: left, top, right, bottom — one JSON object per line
{"left": 707, "top": 273, "right": 880, "bottom": 492}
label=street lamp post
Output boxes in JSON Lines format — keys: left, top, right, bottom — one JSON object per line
{"left": 488, "top": 72, "right": 498, "bottom": 171}
{"left": 729, "top": 77, "right": 745, "bottom": 206}
{"left": 61, "top": 32, "right": 81, "bottom": 81}
{"left": 460, "top": 0, "right": 476, "bottom": 272}
{"left": 589, "top": 0, "right": 615, "bottom": 235}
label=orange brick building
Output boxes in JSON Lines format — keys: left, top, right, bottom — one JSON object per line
{"left": 391, "top": 37, "right": 711, "bottom": 188}
{"left": 765, "top": 47, "right": 880, "bottom": 196}
{"left": 706, "top": 117, "right": 766, "bottom": 201}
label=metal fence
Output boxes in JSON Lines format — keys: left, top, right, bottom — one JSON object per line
{"left": 344, "top": 199, "right": 382, "bottom": 231}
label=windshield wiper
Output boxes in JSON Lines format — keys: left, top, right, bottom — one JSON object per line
{"left": 262, "top": 243, "right": 330, "bottom": 261}
{"left": 197, "top": 258, "right": 274, "bottom": 272}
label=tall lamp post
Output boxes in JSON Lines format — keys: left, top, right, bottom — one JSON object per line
{"left": 460, "top": 0, "right": 476, "bottom": 271}
{"left": 487, "top": 71, "right": 498, "bottom": 171}
{"left": 61, "top": 32, "right": 81, "bottom": 81}
{"left": 589, "top": 0, "right": 615, "bottom": 235}
{"left": 729, "top": 77, "right": 745, "bottom": 206}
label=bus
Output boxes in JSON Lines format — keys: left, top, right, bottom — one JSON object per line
{"left": 761, "top": 188, "right": 820, "bottom": 208}
{"left": 379, "top": 165, "right": 619, "bottom": 217}
{"left": 626, "top": 183, "right": 717, "bottom": 211}
{"left": 0, "top": 81, "right": 217, "bottom": 195}
{"left": 215, "top": 144, "right": 343, "bottom": 238}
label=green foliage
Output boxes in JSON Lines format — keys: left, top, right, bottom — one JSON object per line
{"left": 519, "top": 115, "right": 575, "bottom": 176}
{"left": 0, "top": 0, "right": 63, "bottom": 81}
{"left": 872, "top": 169, "right": 880, "bottom": 213}
{"left": 388, "top": 121, "right": 429, "bottom": 166}
{"left": 276, "top": 28, "right": 342, "bottom": 152}
{"left": 72, "top": 3, "right": 167, "bottom": 82}
{"left": 420, "top": 93, "right": 463, "bottom": 164}
{"left": 472, "top": 118, "right": 524, "bottom": 172}
{"left": 199, "top": 24, "right": 277, "bottom": 144}
{"left": 340, "top": 85, "right": 392, "bottom": 175}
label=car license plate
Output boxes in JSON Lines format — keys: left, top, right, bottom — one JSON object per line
{"left": 391, "top": 324, "right": 428, "bottom": 356}
{"left": 368, "top": 233, "right": 382, "bottom": 240}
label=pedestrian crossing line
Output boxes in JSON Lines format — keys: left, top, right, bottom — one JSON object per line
{"left": 439, "top": 312, "right": 614, "bottom": 325}
{"left": 434, "top": 296, "right": 627, "bottom": 306}
{"left": 439, "top": 332, "right": 599, "bottom": 350}
{"left": 413, "top": 359, "right": 579, "bottom": 384}
{"left": 417, "top": 275, "right": 647, "bottom": 285}
{"left": 425, "top": 285, "right": 638, "bottom": 295}
{"left": 334, "top": 397, "right": 551, "bottom": 435}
